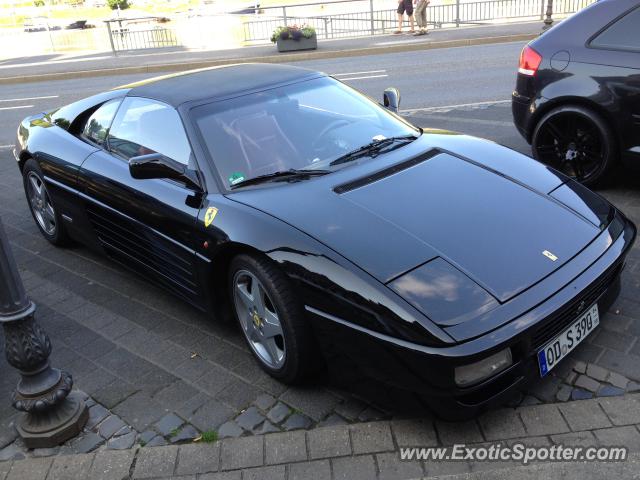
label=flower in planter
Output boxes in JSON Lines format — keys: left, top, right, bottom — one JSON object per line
{"left": 271, "top": 24, "right": 316, "bottom": 43}
{"left": 301, "top": 26, "right": 315, "bottom": 38}
{"left": 271, "top": 26, "right": 287, "bottom": 42}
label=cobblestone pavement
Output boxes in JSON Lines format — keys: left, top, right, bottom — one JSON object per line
{"left": 0, "top": 395, "right": 639, "bottom": 479}
{"left": 1, "top": 103, "right": 640, "bottom": 477}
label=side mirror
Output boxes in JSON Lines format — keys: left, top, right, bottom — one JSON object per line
{"left": 383, "top": 87, "right": 401, "bottom": 113}
{"left": 129, "top": 153, "right": 200, "bottom": 190}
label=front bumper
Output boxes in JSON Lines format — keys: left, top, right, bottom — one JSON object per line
{"left": 308, "top": 212, "right": 636, "bottom": 418}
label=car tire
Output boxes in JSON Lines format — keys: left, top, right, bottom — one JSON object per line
{"left": 22, "top": 159, "right": 71, "bottom": 246}
{"left": 229, "top": 253, "right": 321, "bottom": 384}
{"left": 532, "top": 105, "right": 617, "bottom": 187}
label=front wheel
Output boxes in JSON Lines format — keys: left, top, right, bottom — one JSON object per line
{"left": 229, "top": 254, "right": 320, "bottom": 384}
{"left": 22, "top": 159, "right": 70, "bottom": 246}
{"left": 532, "top": 105, "right": 617, "bottom": 187}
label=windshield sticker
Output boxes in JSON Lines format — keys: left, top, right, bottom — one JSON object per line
{"left": 228, "top": 172, "right": 246, "bottom": 186}
{"left": 204, "top": 207, "right": 218, "bottom": 227}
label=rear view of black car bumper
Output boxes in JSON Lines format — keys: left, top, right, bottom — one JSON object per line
{"left": 308, "top": 213, "right": 635, "bottom": 419}
{"left": 512, "top": 90, "right": 533, "bottom": 142}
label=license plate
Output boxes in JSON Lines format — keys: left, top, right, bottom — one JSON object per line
{"left": 537, "top": 303, "right": 599, "bottom": 377}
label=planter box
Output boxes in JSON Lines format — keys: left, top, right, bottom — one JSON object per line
{"left": 276, "top": 34, "right": 317, "bottom": 53}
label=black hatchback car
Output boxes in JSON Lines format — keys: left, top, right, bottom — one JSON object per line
{"left": 512, "top": 0, "right": 640, "bottom": 186}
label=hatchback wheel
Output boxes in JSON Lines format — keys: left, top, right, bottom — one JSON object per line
{"left": 22, "top": 159, "right": 69, "bottom": 246}
{"left": 229, "top": 254, "right": 320, "bottom": 383}
{"left": 532, "top": 105, "right": 616, "bottom": 187}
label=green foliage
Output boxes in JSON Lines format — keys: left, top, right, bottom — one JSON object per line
{"left": 270, "top": 24, "right": 315, "bottom": 43}
{"left": 107, "top": 0, "right": 129, "bottom": 10}
{"left": 33, "top": 0, "right": 45, "bottom": 6}
{"left": 270, "top": 25, "right": 287, "bottom": 43}
{"left": 200, "top": 430, "right": 218, "bottom": 443}
{"left": 300, "top": 25, "right": 315, "bottom": 38}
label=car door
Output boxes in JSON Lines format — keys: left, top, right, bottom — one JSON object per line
{"left": 34, "top": 96, "right": 123, "bottom": 246}
{"left": 586, "top": 4, "right": 640, "bottom": 155}
{"left": 78, "top": 96, "right": 206, "bottom": 307}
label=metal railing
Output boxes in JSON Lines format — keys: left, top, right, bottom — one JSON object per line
{"left": 99, "top": 0, "right": 596, "bottom": 52}
{"left": 455, "top": 0, "right": 592, "bottom": 24}
{"left": 242, "top": 0, "right": 596, "bottom": 42}
{"left": 105, "top": 17, "right": 179, "bottom": 52}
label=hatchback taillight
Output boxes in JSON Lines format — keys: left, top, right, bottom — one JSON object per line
{"left": 518, "top": 45, "right": 542, "bottom": 76}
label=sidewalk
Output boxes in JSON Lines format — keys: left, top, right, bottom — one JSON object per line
{"left": 1, "top": 394, "right": 639, "bottom": 479}
{"left": 0, "top": 21, "right": 543, "bottom": 84}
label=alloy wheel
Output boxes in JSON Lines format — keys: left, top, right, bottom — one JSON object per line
{"left": 233, "top": 269, "right": 286, "bottom": 369}
{"left": 26, "top": 172, "right": 57, "bottom": 236}
{"left": 534, "top": 112, "right": 605, "bottom": 183}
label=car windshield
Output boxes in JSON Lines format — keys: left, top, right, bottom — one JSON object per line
{"left": 193, "top": 76, "right": 419, "bottom": 188}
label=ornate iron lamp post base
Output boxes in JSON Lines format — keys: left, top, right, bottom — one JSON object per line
{"left": 16, "top": 392, "right": 88, "bottom": 449}
{"left": 1, "top": 217, "right": 87, "bottom": 448}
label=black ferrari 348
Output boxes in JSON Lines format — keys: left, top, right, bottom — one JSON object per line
{"left": 15, "top": 64, "right": 635, "bottom": 417}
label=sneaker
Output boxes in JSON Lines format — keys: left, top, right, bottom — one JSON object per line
{"left": 393, "top": 30, "right": 402, "bottom": 34}
{"left": 413, "top": 30, "right": 425, "bottom": 36}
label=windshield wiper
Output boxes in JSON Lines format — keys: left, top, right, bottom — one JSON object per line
{"left": 229, "top": 168, "right": 330, "bottom": 189}
{"left": 329, "top": 134, "right": 419, "bottom": 167}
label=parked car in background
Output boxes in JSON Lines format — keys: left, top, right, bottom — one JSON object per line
{"left": 14, "top": 64, "right": 636, "bottom": 418}
{"left": 512, "top": 0, "right": 640, "bottom": 187}
{"left": 229, "top": 3, "right": 260, "bottom": 14}
{"left": 23, "top": 17, "right": 61, "bottom": 32}
{"left": 66, "top": 20, "right": 96, "bottom": 30}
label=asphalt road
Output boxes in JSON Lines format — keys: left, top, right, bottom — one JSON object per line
{"left": 0, "top": 41, "right": 528, "bottom": 153}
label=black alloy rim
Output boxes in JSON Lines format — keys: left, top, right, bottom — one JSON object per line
{"left": 535, "top": 113, "right": 605, "bottom": 183}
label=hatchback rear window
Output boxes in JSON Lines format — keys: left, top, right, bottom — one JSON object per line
{"left": 590, "top": 6, "right": 640, "bottom": 52}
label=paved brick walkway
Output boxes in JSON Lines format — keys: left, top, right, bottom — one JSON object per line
{"left": 0, "top": 394, "right": 639, "bottom": 479}
{"left": 1, "top": 105, "right": 640, "bottom": 477}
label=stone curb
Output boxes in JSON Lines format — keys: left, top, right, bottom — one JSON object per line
{"left": 0, "top": 394, "right": 638, "bottom": 479}
{"left": 0, "top": 33, "right": 537, "bottom": 86}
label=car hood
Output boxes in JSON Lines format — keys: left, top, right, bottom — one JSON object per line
{"left": 227, "top": 140, "right": 606, "bottom": 308}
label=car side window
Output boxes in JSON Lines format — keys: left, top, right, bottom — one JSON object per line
{"left": 107, "top": 97, "right": 192, "bottom": 166}
{"left": 590, "top": 6, "right": 640, "bottom": 52}
{"left": 82, "top": 99, "right": 121, "bottom": 146}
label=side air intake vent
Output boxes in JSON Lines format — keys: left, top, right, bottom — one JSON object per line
{"left": 333, "top": 149, "right": 439, "bottom": 194}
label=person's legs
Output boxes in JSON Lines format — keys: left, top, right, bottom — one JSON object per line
{"left": 414, "top": 0, "right": 427, "bottom": 34}
{"left": 405, "top": 0, "right": 415, "bottom": 32}
{"left": 414, "top": 0, "right": 423, "bottom": 29}
{"left": 395, "top": 1, "right": 405, "bottom": 33}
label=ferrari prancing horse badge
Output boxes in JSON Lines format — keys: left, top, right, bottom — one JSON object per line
{"left": 204, "top": 207, "right": 218, "bottom": 227}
